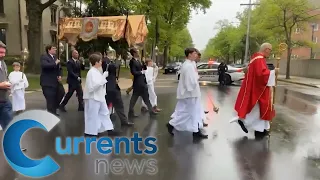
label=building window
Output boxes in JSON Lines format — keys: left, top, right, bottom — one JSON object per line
{"left": 295, "top": 28, "right": 301, "bottom": 34}
{"left": 291, "top": 54, "right": 299, "bottom": 59}
{"left": 0, "top": 0, "right": 4, "bottom": 14}
{"left": 50, "top": 6, "right": 57, "bottom": 26}
{"left": 0, "top": 28, "right": 6, "bottom": 44}
{"left": 313, "top": 37, "right": 318, "bottom": 43}
{"left": 313, "top": 24, "right": 319, "bottom": 31}
{"left": 51, "top": 34, "right": 57, "bottom": 44}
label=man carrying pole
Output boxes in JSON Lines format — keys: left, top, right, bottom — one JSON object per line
{"left": 230, "top": 43, "right": 278, "bottom": 139}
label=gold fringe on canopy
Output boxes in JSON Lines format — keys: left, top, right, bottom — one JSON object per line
{"left": 58, "top": 15, "right": 148, "bottom": 46}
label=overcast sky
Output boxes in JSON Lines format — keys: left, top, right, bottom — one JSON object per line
{"left": 187, "top": 0, "right": 250, "bottom": 51}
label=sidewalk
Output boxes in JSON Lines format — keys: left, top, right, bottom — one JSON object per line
{"left": 62, "top": 78, "right": 132, "bottom": 91}
{"left": 278, "top": 75, "right": 320, "bottom": 88}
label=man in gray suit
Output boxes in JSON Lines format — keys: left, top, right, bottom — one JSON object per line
{"left": 0, "top": 41, "right": 12, "bottom": 130}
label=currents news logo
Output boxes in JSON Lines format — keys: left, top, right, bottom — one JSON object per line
{"left": 2, "top": 110, "right": 158, "bottom": 178}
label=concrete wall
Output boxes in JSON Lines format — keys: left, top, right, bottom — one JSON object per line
{"left": 0, "top": 0, "right": 61, "bottom": 55}
{"left": 267, "top": 59, "right": 320, "bottom": 78}
{"left": 0, "top": 0, "right": 21, "bottom": 55}
{"left": 41, "top": 0, "right": 62, "bottom": 53}
{"left": 19, "top": 0, "right": 28, "bottom": 51}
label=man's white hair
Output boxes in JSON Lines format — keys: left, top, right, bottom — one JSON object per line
{"left": 259, "top": 43, "right": 272, "bottom": 52}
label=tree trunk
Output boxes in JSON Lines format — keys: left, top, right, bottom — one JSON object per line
{"left": 241, "top": 50, "right": 245, "bottom": 64}
{"left": 25, "top": 1, "right": 43, "bottom": 73}
{"left": 285, "top": 46, "right": 291, "bottom": 79}
{"left": 163, "top": 42, "right": 169, "bottom": 68}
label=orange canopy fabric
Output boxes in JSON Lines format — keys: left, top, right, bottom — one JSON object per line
{"left": 58, "top": 15, "right": 148, "bottom": 46}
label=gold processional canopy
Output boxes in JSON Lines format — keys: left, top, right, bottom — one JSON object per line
{"left": 58, "top": 15, "right": 148, "bottom": 47}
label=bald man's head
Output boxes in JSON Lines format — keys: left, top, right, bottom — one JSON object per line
{"left": 259, "top": 43, "right": 272, "bottom": 58}
{"left": 72, "top": 49, "right": 79, "bottom": 59}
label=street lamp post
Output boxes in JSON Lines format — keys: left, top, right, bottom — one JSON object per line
{"left": 155, "top": 46, "right": 159, "bottom": 65}
{"left": 311, "top": 23, "right": 316, "bottom": 59}
{"left": 59, "top": 42, "right": 64, "bottom": 60}
{"left": 20, "top": 48, "right": 29, "bottom": 78}
{"left": 57, "top": 5, "right": 70, "bottom": 59}
{"left": 240, "top": 1, "right": 260, "bottom": 62}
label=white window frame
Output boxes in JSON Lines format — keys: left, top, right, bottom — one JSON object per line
{"left": 313, "top": 37, "right": 318, "bottom": 43}
{"left": 313, "top": 24, "right": 319, "bottom": 31}
{"left": 295, "top": 28, "right": 301, "bottom": 33}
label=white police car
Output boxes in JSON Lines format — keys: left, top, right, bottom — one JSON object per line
{"left": 176, "top": 62, "right": 244, "bottom": 85}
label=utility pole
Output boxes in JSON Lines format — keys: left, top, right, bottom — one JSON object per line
{"left": 240, "top": 1, "right": 260, "bottom": 62}
{"left": 311, "top": 23, "right": 315, "bottom": 59}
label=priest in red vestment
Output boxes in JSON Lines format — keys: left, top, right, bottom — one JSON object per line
{"left": 231, "top": 43, "right": 277, "bottom": 139}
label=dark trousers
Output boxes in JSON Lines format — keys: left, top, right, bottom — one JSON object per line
{"left": 106, "top": 90, "right": 127, "bottom": 123}
{"left": 42, "top": 85, "right": 64, "bottom": 114}
{"left": 60, "top": 83, "right": 84, "bottom": 108}
{"left": 0, "top": 101, "right": 13, "bottom": 130}
{"left": 129, "top": 86, "right": 153, "bottom": 113}
{"left": 219, "top": 72, "right": 226, "bottom": 82}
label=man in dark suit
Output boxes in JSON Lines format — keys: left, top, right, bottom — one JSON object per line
{"left": 59, "top": 49, "right": 84, "bottom": 112}
{"left": 128, "top": 48, "right": 158, "bottom": 118}
{"left": 40, "top": 45, "right": 63, "bottom": 116}
{"left": 102, "top": 55, "right": 134, "bottom": 127}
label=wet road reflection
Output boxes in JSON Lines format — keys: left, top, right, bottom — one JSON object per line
{"left": 1, "top": 78, "right": 320, "bottom": 180}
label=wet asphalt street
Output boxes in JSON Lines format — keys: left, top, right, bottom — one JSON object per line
{"left": 1, "top": 74, "right": 320, "bottom": 180}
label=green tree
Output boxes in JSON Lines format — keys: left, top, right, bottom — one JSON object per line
{"left": 25, "top": 0, "right": 70, "bottom": 73}
{"left": 256, "top": 0, "right": 319, "bottom": 79}
{"left": 170, "top": 27, "right": 193, "bottom": 59}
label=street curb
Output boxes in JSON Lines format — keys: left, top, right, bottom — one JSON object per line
{"left": 278, "top": 79, "right": 320, "bottom": 88}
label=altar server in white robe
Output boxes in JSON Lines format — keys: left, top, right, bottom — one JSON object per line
{"left": 141, "top": 59, "right": 161, "bottom": 112}
{"left": 230, "top": 43, "right": 277, "bottom": 139}
{"left": 8, "top": 62, "right": 29, "bottom": 113}
{"left": 166, "top": 48, "right": 208, "bottom": 138}
{"left": 83, "top": 53, "right": 114, "bottom": 136}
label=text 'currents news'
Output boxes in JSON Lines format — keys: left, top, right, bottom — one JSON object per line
{"left": 55, "top": 132, "right": 158, "bottom": 155}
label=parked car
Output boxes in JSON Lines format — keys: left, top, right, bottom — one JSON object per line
{"left": 164, "top": 62, "right": 180, "bottom": 74}
{"left": 176, "top": 62, "right": 245, "bottom": 85}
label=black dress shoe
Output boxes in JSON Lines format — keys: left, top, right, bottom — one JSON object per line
{"left": 84, "top": 133, "right": 97, "bottom": 137}
{"left": 149, "top": 110, "right": 158, "bottom": 116}
{"left": 237, "top": 120, "right": 248, "bottom": 133}
{"left": 203, "top": 122, "right": 208, "bottom": 127}
{"left": 107, "top": 130, "right": 121, "bottom": 136}
{"left": 193, "top": 131, "right": 208, "bottom": 139}
{"left": 128, "top": 111, "right": 139, "bottom": 117}
{"left": 166, "top": 123, "right": 174, "bottom": 136}
{"left": 121, "top": 122, "right": 134, "bottom": 126}
{"left": 141, "top": 107, "right": 148, "bottom": 112}
{"left": 254, "top": 131, "right": 267, "bottom": 140}
{"left": 204, "top": 111, "right": 209, "bottom": 114}
{"left": 78, "top": 107, "right": 84, "bottom": 111}
{"left": 59, "top": 106, "right": 67, "bottom": 112}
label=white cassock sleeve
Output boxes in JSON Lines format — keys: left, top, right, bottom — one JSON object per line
{"left": 8, "top": 72, "right": 19, "bottom": 85}
{"left": 23, "top": 73, "right": 29, "bottom": 88}
{"left": 183, "top": 65, "right": 198, "bottom": 92}
{"left": 267, "top": 70, "right": 276, "bottom": 86}
{"left": 153, "top": 66, "right": 158, "bottom": 82}
{"left": 86, "top": 71, "right": 107, "bottom": 93}
{"left": 145, "top": 68, "right": 153, "bottom": 85}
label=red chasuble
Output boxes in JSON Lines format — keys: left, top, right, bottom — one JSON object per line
{"left": 234, "top": 53, "right": 275, "bottom": 121}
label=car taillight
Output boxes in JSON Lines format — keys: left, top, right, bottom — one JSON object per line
{"left": 236, "top": 69, "right": 243, "bottom": 72}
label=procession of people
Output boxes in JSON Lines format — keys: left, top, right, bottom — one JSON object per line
{"left": 0, "top": 39, "right": 277, "bottom": 141}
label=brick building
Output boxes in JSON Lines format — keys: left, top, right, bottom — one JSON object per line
{"left": 290, "top": 1, "right": 320, "bottom": 60}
